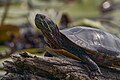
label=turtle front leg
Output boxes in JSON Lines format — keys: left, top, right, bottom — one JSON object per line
{"left": 79, "top": 54, "right": 102, "bottom": 76}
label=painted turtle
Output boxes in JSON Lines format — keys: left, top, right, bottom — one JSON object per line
{"left": 35, "top": 14, "right": 120, "bottom": 75}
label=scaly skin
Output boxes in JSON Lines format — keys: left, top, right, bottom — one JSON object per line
{"left": 87, "top": 50, "right": 120, "bottom": 68}
{"left": 47, "top": 46, "right": 120, "bottom": 68}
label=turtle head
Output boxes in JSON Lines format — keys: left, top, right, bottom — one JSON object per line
{"left": 35, "top": 14, "right": 59, "bottom": 35}
{"left": 35, "top": 14, "right": 61, "bottom": 48}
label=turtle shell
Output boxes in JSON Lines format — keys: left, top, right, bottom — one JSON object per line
{"left": 60, "top": 26, "right": 120, "bottom": 57}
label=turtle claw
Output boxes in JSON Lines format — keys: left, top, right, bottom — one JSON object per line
{"left": 90, "top": 70, "right": 102, "bottom": 78}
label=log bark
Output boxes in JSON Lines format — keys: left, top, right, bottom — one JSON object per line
{"left": 1, "top": 52, "right": 120, "bottom": 80}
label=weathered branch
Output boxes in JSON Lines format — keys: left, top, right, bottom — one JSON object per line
{"left": 1, "top": 52, "right": 120, "bottom": 80}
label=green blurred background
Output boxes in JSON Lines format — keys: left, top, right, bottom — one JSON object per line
{"left": 0, "top": 0, "right": 120, "bottom": 77}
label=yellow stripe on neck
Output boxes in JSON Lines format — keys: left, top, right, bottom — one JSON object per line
{"left": 46, "top": 46, "right": 82, "bottom": 61}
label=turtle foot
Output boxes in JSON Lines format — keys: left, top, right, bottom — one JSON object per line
{"left": 89, "top": 70, "right": 102, "bottom": 78}
{"left": 90, "top": 70, "right": 102, "bottom": 76}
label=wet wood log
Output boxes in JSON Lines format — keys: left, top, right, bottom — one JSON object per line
{"left": 1, "top": 52, "right": 120, "bottom": 80}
